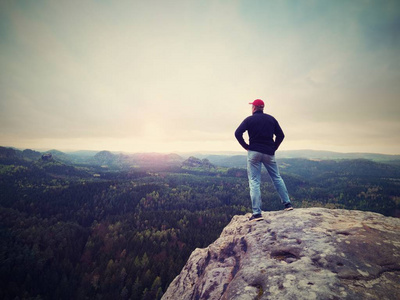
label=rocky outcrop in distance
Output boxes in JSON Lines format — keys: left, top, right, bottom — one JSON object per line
{"left": 182, "top": 156, "right": 216, "bottom": 170}
{"left": 162, "top": 208, "right": 400, "bottom": 300}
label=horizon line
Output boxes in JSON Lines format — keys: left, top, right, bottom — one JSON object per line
{"left": 2, "top": 145, "right": 399, "bottom": 157}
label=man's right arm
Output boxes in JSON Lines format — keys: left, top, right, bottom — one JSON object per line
{"left": 235, "top": 121, "right": 249, "bottom": 150}
{"left": 274, "top": 120, "right": 285, "bottom": 150}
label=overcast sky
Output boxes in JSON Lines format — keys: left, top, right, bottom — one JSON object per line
{"left": 1, "top": 0, "right": 399, "bottom": 154}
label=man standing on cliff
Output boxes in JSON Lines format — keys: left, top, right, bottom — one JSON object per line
{"left": 235, "top": 99, "right": 293, "bottom": 222}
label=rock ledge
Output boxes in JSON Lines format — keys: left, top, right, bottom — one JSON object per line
{"left": 162, "top": 208, "right": 400, "bottom": 300}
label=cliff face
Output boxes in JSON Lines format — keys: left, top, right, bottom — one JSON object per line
{"left": 162, "top": 208, "right": 400, "bottom": 300}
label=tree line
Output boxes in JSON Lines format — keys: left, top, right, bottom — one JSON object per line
{"left": 0, "top": 156, "right": 399, "bottom": 299}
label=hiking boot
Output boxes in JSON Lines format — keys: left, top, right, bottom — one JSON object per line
{"left": 284, "top": 203, "right": 294, "bottom": 211}
{"left": 249, "top": 214, "right": 263, "bottom": 222}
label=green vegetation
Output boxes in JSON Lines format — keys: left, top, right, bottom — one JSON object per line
{"left": 0, "top": 147, "right": 399, "bottom": 299}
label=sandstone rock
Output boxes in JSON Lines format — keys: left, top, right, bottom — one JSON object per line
{"left": 162, "top": 208, "right": 400, "bottom": 300}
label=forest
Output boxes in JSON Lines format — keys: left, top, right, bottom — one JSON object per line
{"left": 1, "top": 147, "right": 399, "bottom": 300}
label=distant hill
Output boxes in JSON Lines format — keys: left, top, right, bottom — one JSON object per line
{"left": 93, "top": 150, "right": 118, "bottom": 166}
{"left": 129, "top": 152, "right": 183, "bottom": 163}
{"left": 0, "top": 147, "right": 42, "bottom": 162}
{"left": 1, "top": 146, "right": 399, "bottom": 168}
{"left": 199, "top": 154, "right": 247, "bottom": 168}
{"left": 89, "top": 151, "right": 185, "bottom": 170}
{"left": 196, "top": 150, "right": 400, "bottom": 168}
{"left": 277, "top": 149, "right": 400, "bottom": 161}
{"left": 0, "top": 146, "right": 18, "bottom": 158}
{"left": 21, "top": 149, "right": 42, "bottom": 160}
{"left": 67, "top": 150, "right": 100, "bottom": 157}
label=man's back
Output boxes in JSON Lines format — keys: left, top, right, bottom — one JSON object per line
{"left": 235, "top": 111, "right": 284, "bottom": 155}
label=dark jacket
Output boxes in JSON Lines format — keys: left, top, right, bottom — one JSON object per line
{"left": 235, "top": 111, "right": 285, "bottom": 155}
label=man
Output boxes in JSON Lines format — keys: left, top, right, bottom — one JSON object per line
{"left": 235, "top": 99, "right": 293, "bottom": 222}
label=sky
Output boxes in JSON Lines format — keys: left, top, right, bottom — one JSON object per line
{"left": 1, "top": 0, "right": 399, "bottom": 155}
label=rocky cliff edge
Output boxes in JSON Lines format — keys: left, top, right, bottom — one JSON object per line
{"left": 162, "top": 208, "right": 400, "bottom": 300}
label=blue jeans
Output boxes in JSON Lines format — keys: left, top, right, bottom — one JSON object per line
{"left": 247, "top": 150, "right": 291, "bottom": 215}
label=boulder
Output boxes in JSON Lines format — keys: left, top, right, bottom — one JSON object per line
{"left": 162, "top": 208, "right": 400, "bottom": 300}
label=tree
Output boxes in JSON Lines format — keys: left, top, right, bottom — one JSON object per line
{"left": 131, "top": 277, "right": 143, "bottom": 300}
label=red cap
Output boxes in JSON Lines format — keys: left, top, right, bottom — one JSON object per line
{"left": 249, "top": 99, "right": 264, "bottom": 106}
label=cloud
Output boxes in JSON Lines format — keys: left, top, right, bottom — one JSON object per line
{"left": 0, "top": 0, "right": 399, "bottom": 154}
